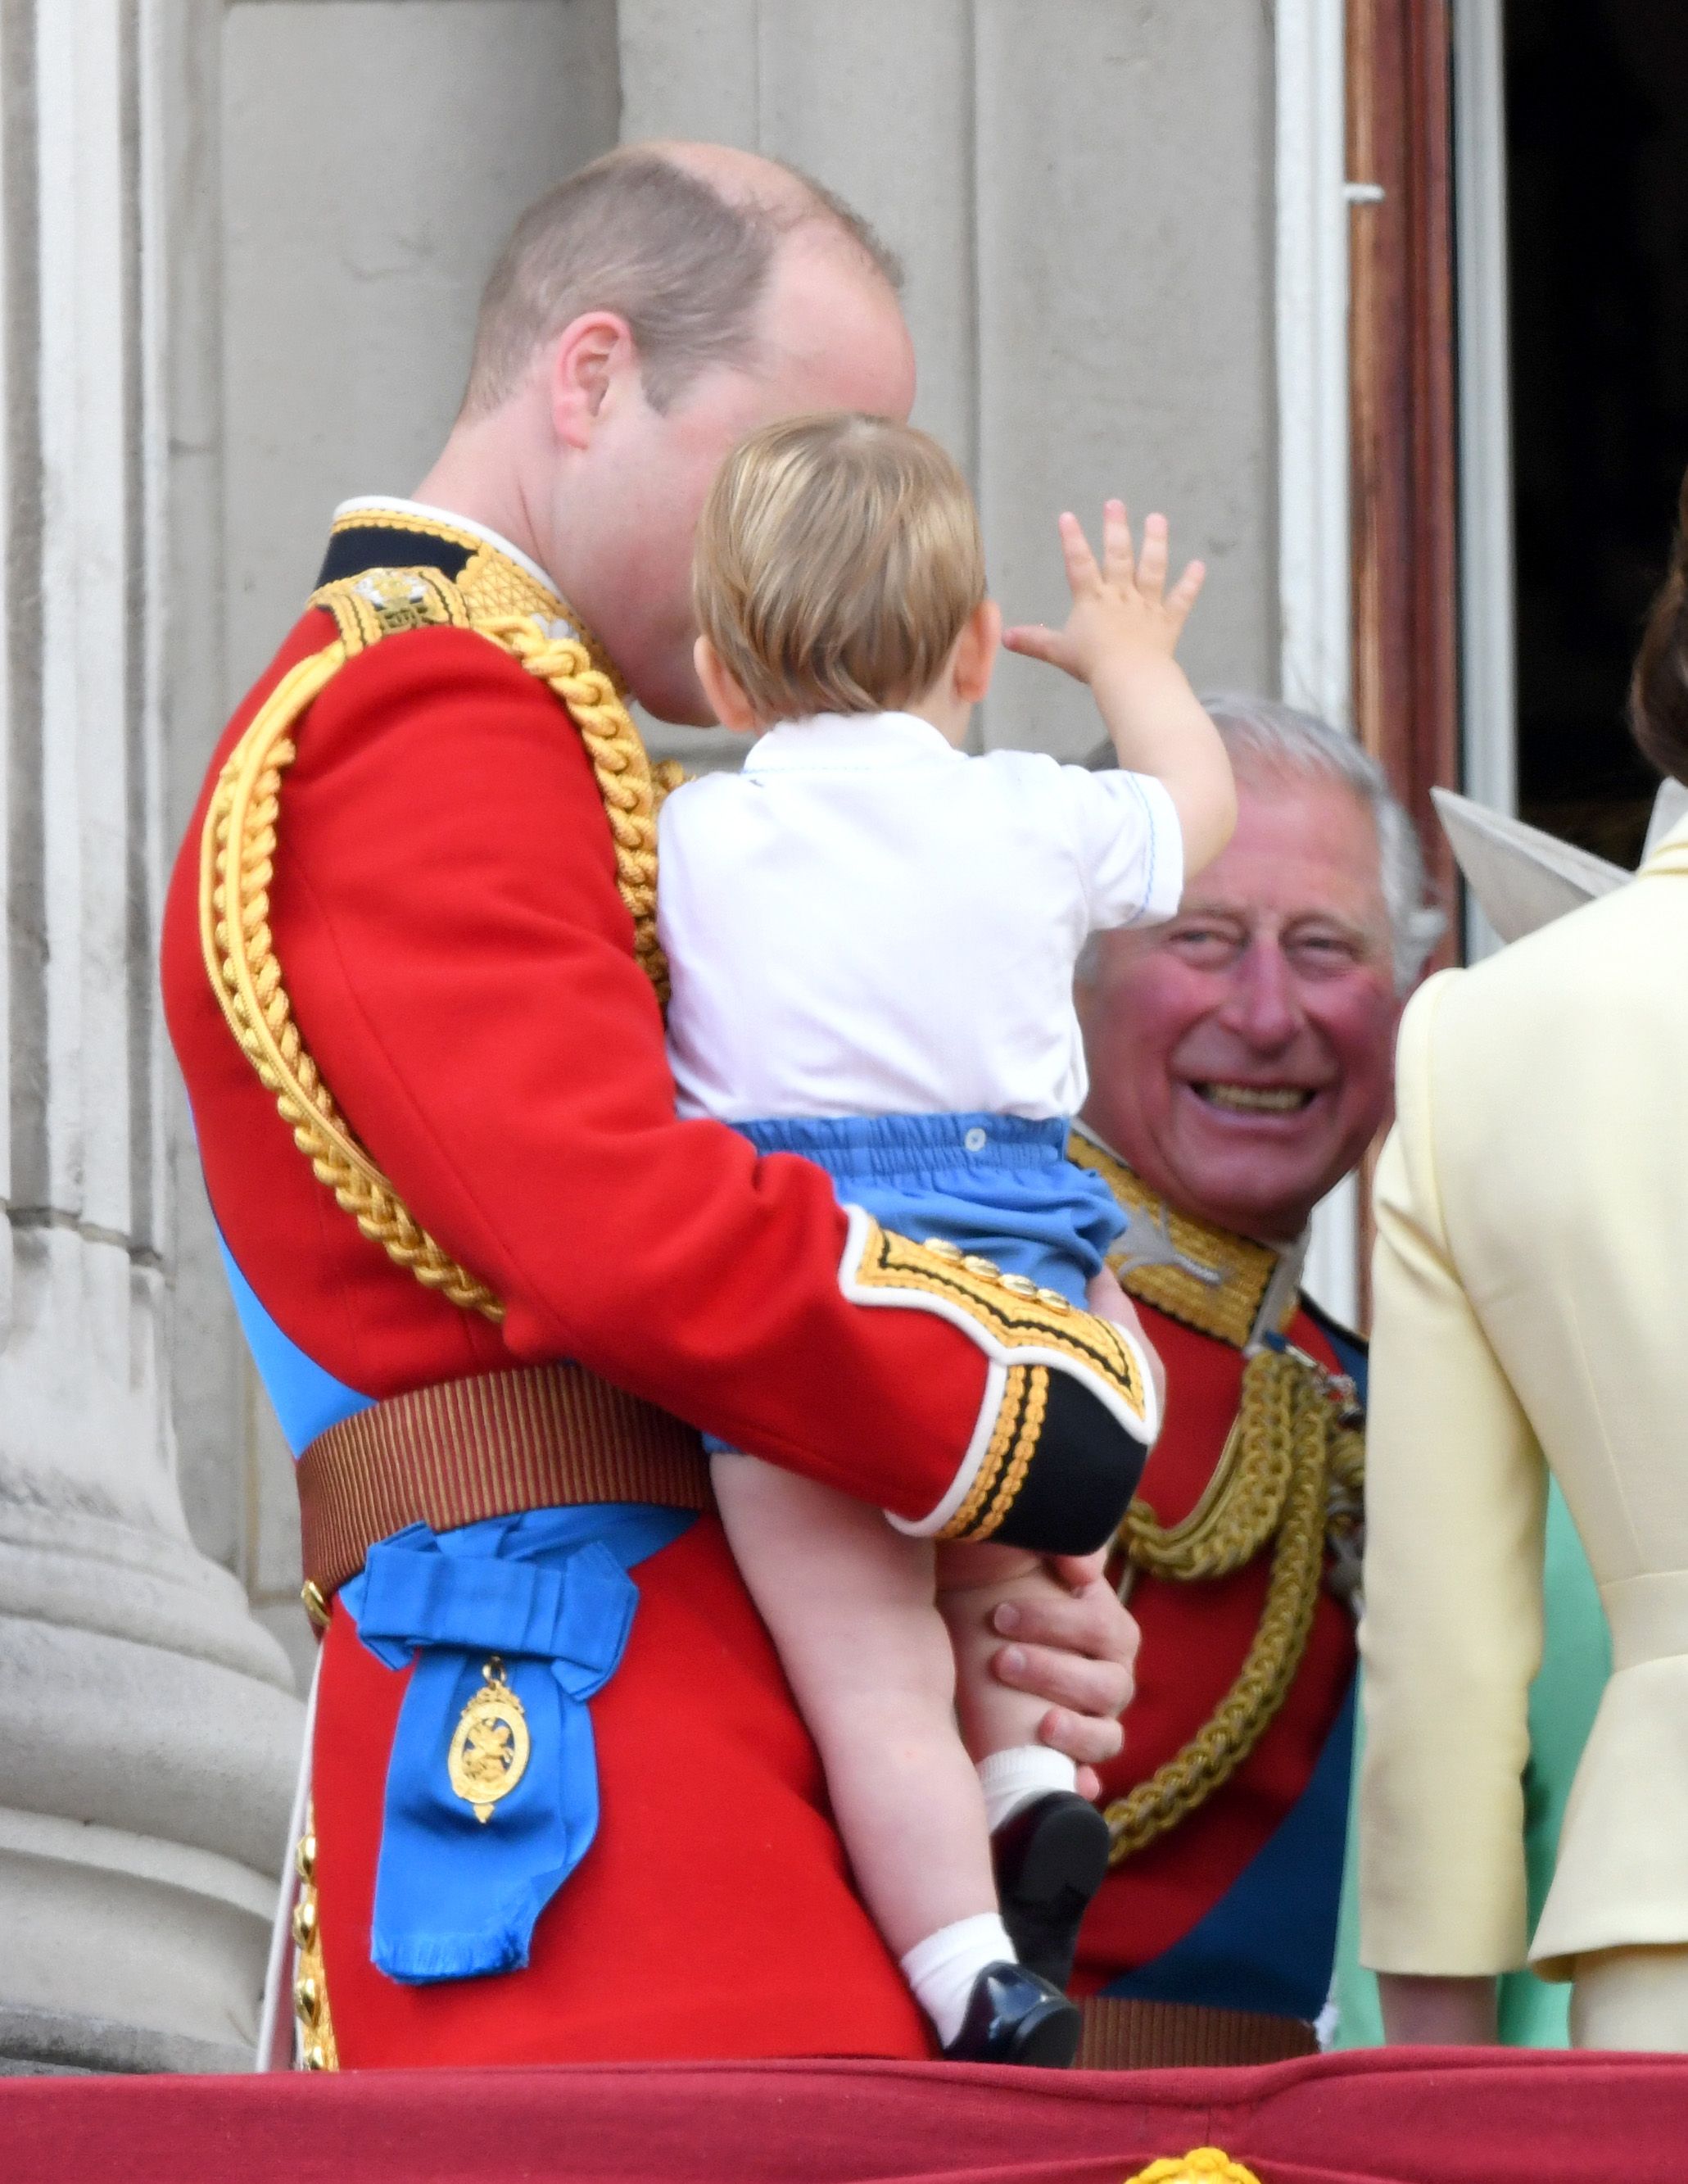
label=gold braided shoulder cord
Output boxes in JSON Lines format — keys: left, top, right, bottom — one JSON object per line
{"left": 199, "top": 586, "right": 673, "bottom": 1320}
{"left": 1105, "top": 1347, "right": 1364, "bottom": 1863}
{"left": 469, "top": 614, "right": 680, "bottom": 1004}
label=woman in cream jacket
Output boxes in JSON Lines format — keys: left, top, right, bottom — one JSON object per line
{"left": 1359, "top": 473, "right": 1688, "bottom": 2050}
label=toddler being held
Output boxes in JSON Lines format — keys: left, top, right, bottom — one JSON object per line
{"left": 658, "top": 413, "right": 1235, "bottom": 2064}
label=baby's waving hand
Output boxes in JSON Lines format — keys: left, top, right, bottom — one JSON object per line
{"left": 1006, "top": 502, "right": 1204, "bottom": 679}
{"left": 1006, "top": 502, "right": 1235, "bottom": 877}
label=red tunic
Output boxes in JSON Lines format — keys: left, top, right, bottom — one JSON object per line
{"left": 1062, "top": 1132, "right": 1360, "bottom": 2023}
{"left": 1075, "top": 1298, "right": 1358, "bottom": 2006}
{"left": 161, "top": 510, "right": 1139, "bottom": 2067}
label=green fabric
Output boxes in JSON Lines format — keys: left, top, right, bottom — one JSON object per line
{"left": 1332, "top": 1481, "right": 1611, "bottom": 2047}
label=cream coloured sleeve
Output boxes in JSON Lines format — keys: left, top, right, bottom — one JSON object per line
{"left": 1357, "top": 970, "right": 1546, "bottom": 1975}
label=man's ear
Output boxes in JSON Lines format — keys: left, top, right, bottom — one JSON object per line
{"left": 549, "top": 311, "right": 638, "bottom": 451}
{"left": 952, "top": 599, "right": 1002, "bottom": 705}
{"left": 694, "top": 636, "right": 763, "bottom": 734}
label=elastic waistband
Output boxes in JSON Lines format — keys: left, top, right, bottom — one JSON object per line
{"left": 734, "top": 1112, "right": 1070, "bottom": 1178}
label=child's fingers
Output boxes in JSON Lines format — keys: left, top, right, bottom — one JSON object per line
{"left": 1136, "top": 512, "right": 1170, "bottom": 599}
{"left": 1057, "top": 510, "right": 1102, "bottom": 596}
{"left": 1166, "top": 557, "right": 1206, "bottom": 621}
{"left": 1002, "top": 623, "right": 1066, "bottom": 665}
{"left": 1100, "top": 499, "right": 1135, "bottom": 587}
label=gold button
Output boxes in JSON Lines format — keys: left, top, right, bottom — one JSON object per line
{"left": 962, "top": 1255, "right": 1002, "bottom": 1280}
{"left": 292, "top": 1898, "right": 317, "bottom": 1948}
{"left": 295, "top": 1832, "right": 317, "bottom": 1883}
{"left": 1036, "top": 1288, "right": 1072, "bottom": 1313}
{"left": 293, "top": 1975, "right": 319, "bottom": 2027}
{"left": 301, "top": 1581, "right": 330, "bottom": 1630}
{"left": 921, "top": 1237, "right": 965, "bottom": 1262}
{"left": 998, "top": 1273, "right": 1038, "bottom": 1298}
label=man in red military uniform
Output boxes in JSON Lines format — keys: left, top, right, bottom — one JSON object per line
{"left": 1060, "top": 697, "right": 1436, "bottom": 2066}
{"left": 164, "top": 143, "right": 1152, "bottom": 2071}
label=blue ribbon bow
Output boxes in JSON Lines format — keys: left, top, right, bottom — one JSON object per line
{"left": 340, "top": 1503, "right": 692, "bottom": 1983}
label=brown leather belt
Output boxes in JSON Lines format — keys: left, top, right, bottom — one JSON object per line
{"left": 296, "top": 1362, "right": 712, "bottom": 1602}
{"left": 1077, "top": 1995, "right": 1319, "bottom": 2070}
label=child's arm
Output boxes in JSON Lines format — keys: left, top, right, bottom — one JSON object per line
{"left": 1004, "top": 500, "right": 1237, "bottom": 878}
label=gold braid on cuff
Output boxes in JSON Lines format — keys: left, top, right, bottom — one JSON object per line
{"left": 1105, "top": 1344, "right": 1364, "bottom": 1863}
{"left": 197, "top": 571, "right": 675, "bottom": 1321}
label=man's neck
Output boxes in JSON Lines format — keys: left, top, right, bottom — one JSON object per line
{"left": 413, "top": 418, "right": 555, "bottom": 595}
{"left": 1070, "top": 1116, "right": 1310, "bottom": 1255}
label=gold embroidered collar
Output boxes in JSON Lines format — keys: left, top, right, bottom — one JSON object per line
{"left": 1066, "top": 1124, "right": 1305, "bottom": 1352}
{"left": 324, "top": 501, "right": 621, "bottom": 680}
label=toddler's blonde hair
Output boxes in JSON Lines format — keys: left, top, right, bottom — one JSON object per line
{"left": 693, "top": 412, "right": 987, "bottom": 722}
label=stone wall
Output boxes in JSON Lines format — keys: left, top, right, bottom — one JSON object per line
{"left": 0, "top": 0, "right": 304, "bottom": 2075}
{"left": 622, "top": 0, "right": 1280, "bottom": 760}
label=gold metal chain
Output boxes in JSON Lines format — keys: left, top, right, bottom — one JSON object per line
{"left": 198, "top": 586, "right": 672, "bottom": 1321}
{"left": 1105, "top": 1346, "right": 1364, "bottom": 1862}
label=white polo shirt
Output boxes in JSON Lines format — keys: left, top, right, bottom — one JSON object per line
{"left": 657, "top": 710, "right": 1182, "bottom": 1124}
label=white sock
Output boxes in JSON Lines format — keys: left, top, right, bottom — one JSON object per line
{"left": 899, "top": 1912, "right": 1016, "bottom": 2048}
{"left": 977, "top": 1745, "right": 1079, "bottom": 1834}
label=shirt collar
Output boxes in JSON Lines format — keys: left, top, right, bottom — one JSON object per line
{"left": 331, "top": 496, "right": 564, "bottom": 607}
{"left": 1066, "top": 1119, "right": 1309, "bottom": 1351}
{"left": 743, "top": 710, "right": 963, "bottom": 777}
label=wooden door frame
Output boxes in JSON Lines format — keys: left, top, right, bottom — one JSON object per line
{"left": 1346, "top": 0, "right": 1462, "bottom": 1318}
{"left": 1348, "top": 0, "right": 1461, "bottom": 950}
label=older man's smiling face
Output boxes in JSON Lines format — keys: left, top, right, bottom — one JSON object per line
{"left": 1076, "top": 763, "right": 1406, "bottom": 1243}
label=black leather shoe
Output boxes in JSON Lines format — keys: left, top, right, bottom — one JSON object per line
{"left": 993, "top": 1791, "right": 1112, "bottom": 1990}
{"left": 940, "top": 1961, "right": 1082, "bottom": 2067}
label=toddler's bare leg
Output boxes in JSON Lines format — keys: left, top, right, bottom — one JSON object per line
{"left": 930, "top": 1265, "right": 1154, "bottom": 1995}
{"left": 935, "top": 1267, "right": 1152, "bottom": 1771}
{"left": 936, "top": 1542, "right": 1072, "bottom": 1768}
{"left": 711, "top": 1450, "right": 997, "bottom": 1960}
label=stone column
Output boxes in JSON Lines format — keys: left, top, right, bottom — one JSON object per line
{"left": 0, "top": 0, "right": 301, "bottom": 2077}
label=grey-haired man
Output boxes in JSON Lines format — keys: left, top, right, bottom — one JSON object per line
{"left": 1060, "top": 697, "right": 1603, "bottom": 2065}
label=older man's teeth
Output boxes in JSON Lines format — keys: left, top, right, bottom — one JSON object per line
{"left": 1198, "top": 1083, "right": 1313, "bottom": 1113}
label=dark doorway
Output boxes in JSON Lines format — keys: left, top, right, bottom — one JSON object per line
{"left": 1505, "top": 0, "right": 1688, "bottom": 866}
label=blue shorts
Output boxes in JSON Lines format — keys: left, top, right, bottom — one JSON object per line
{"left": 705, "top": 1112, "right": 1125, "bottom": 1460}
{"left": 735, "top": 1110, "right": 1125, "bottom": 1306}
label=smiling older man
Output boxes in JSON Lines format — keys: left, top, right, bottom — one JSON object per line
{"left": 1062, "top": 695, "right": 1608, "bottom": 2068}
{"left": 1061, "top": 696, "right": 1439, "bottom": 2066}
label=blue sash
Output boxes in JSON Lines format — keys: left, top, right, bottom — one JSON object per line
{"left": 341, "top": 1503, "right": 692, "bottom": 1982}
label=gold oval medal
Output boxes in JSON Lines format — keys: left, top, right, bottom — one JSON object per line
{"left": 447, "top": 1657, "right": 531, "bottom": 1823}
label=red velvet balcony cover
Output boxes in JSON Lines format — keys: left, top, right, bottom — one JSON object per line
{"left": 6, "top": 2049, "right": 1688, "bottom": 2183}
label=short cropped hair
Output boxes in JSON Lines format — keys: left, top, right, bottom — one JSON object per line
{"left": 462, "top": 147, "right": 903, "bottom": 418}
{"left": 1078, "top": 693, "right": 1444, "bottom": 993}
{"left": 693, "top": 413, "right": 987, "bottom": 723}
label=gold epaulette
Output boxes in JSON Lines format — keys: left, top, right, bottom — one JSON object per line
{"left": 198, "top": 565, "right": 672, "bottom": 1321}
